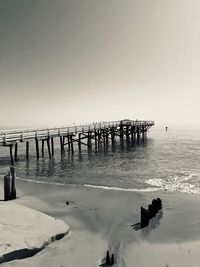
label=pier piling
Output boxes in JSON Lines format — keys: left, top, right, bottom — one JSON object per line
{"left": 46, "top": 138, "right": 51, "bottom": 158}
{"left": 9, "top": 145, "right": 14, "bottom": 166}
{"left": 51, "top": 138, "right": 54, "bottom": 156}
{"left": 26, "top": 142, "right": 29, "bottom": 160}
{"left": 14, "top": 143, "right": 18, "bottom": 161}
{"left": 35, "top": 139, "right": 39, "bottom": 159}
{"left": 41, "top": 140, "right": 45, "bottom": 157}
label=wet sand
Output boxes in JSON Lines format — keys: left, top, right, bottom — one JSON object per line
{"left": 1, "top": 179, "right": 200, "bottom": 267}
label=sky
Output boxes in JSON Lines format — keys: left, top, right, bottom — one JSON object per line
{"left": 0, "top": 0, "right": 200, "bottom": 128}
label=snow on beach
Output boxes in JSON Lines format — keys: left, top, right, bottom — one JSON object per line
{"left": 0, "top": 201, "right": 69, "bottom": 263}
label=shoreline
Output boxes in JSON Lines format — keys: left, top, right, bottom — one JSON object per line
{"left": 1, "top": 179, "right": 200, "bottom": 266}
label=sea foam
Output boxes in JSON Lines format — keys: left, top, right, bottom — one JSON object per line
{"left": 145, "top": 173, "right": 200, "bottom": 194}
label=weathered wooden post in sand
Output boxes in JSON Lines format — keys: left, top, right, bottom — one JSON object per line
{"left": 148, "top": 204, "right": 154, "bottom": 219}
{"left": 152, "top": 199, "right": 159, "bottom": 216}
{"left": 141, "top": 207, "right": 149, "bottom": 228}
{"left": 106, "top": 250, "right": 115, "bottom": 266}
{"left": 4, "top": 173, "right": 11, "bottom": 201}
{"left": 4, "top": 166, "right": 16, "bottom": 201}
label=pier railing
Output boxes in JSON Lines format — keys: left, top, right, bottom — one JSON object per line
{"left": 0, "top": 120, "right": 154, "bottom": 145}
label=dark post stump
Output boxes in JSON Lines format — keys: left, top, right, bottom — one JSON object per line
{"left": 148, "top": 204, "right": 154, "bottom": 219}
{"left": 4, "top": 174, "right": 12, "bottom": 201}
{"left": 106, "top": 250, "right": 110, "bottom": 266}
{"left": 111, "top": 253, "right": 114, "bottom": 265}
{"left": 152, "top": 199, "right": 159, "bottom": 216}
{"left": 141, "top": 207, "right": 149, "bottom": 228}
{"left": 157, "top": 198, "right": 162, "bottom": 210}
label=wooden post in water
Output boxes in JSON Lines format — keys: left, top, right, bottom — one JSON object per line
{"left": 137, "top": 126, "right": 140, "bottom": 141}
{"left": 103, "top": 130, "right": 106, "bottom": 143}
{"left": 131, "top": 126, "right": 134, "bottom": 141}
{"left": 126, "top": 125, "right": 129, "bottom": 140}
{"left": 14, "top": 143, "right": 18, "bottom": 162}
{"left": 46, "top": 138, "right": 51, "bottom": 158}
{"left": 67, "top": 136, "right": 70, "bottom": 151}
{"left": 111, "top": 128, "right": 115, "bottom": 143}
{"left": 94, "top": 131, "right": 97, "bottom": 147}
{"left": 41, "top": 140, "right": 45, "bottom": 157}
{"left": 60, "top": 136, "right": 63, "bottom": 154}
{"left": 78, "top": 133, "right": 81, "bottom": 150}
{"left": 70, "top": 136, "right": 74, "bottom": 153}
{"left": 98, "top": 130, "right": 101, "bottom": 143}
{"left": 26, "top": 141, "right": 29, "bottom": 160}
{"left": 120, "top": 125, "right": 124, "bottom": 140}
{"left": 106, "top": 129, "right": 109, "bottom": 144}
{"left": 51, "top": 138, "right": 54, "bottom": 156}
{"left": 87, "top": 133, "right": 90, "bottom": 147}
{"left": 142, "top": 126, "right": 145, "bottom": 140}
{"left": 35, "top": 139, "right": 39, "bottom": 159}
{"left": 87, "top": 133, "right": 92, "bottom": 147}
{"left": 9, "top": 144, "right": 14, "bottom": 166}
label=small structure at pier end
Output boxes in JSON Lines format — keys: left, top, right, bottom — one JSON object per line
{"left": 0, "top": 119, "right": 154, "bottom": 164}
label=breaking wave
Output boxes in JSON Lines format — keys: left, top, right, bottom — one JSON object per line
{"left": 145, "top": 173, "right": 200, "bottom": 194}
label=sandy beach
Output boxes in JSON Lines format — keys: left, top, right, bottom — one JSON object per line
{"left": 0, "top": 179, "right": 200, "bottom": 267}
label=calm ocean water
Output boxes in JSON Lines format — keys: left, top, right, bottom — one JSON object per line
{"left": 1, "top": 125, "right": 200, "bottom": 194}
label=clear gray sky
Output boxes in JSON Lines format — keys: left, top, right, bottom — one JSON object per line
{"left": 0, "top": 0, "right": 200, "bottom": 127}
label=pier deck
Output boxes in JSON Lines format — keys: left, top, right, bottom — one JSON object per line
{"left": 0, "top": 119, "right": 154, "bottom": 164}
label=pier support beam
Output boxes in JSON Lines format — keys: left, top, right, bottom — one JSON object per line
{"left": 126, "top": 126, "right": 129, "bottom": 140}
{"left": 60, "top": 136, "right": 64, "bottom": 155}
{"left": 137, "top": 127, "right": 140, "bottom": 141}
{"left": 35, "top": 139, "right": 39, "bottom": 159}
{"left": 120, "top": 125, "right": 124, "bottom": 140}
{"left": 94, "top": 131, "right": 97, "bottom": 147}
{"left": 51, "top": 138, "right": 54, "bottom": 156}
{"left": 9, "top": 144, "right": 14, "bottom": 166}
{"left": 142, "top": 126, "right": 145, "bottom": 140}
{"left": 46, "top": 138, "right": 51, "bottom": 158}
{"left": 26, "top": 142, "right": 29, "bottom": 160}
{"left": 66, "top": 136, "right": 70, "bottom": 151}
{"left": 78, "top": 133, "right": 81, "bottom": 150}
{"left": 41, "top": 140, "right": 45, "bottom": 157}
{"left": 70, "top": 136, "right": 74, "bottom": 153}
{"left": 87, "top": 133, "right": 92, "bottom": 147}
{"left": 14, "top": 143, "right": 18, "bottom": 162}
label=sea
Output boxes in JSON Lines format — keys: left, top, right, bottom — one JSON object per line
{"left": 1, "top": 125, "right": 200, "bottom": 194}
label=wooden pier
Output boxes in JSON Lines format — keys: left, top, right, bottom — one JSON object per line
{"left": 0, "top": 119, "right": 154, "bottom": 165}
